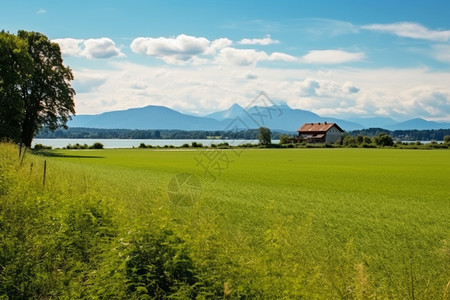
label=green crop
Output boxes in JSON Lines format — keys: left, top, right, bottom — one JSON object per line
{"left": 1, "top": 143, "right": 449, "bottom": 298}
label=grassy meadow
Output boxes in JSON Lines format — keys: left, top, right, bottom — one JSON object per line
{"left": 1, "top": 143, "right": 449, "bottom": 298}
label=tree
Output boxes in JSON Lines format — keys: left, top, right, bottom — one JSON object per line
{"left": 0, "top": 31, "right": 75, "bottom": 147}
{"left": 444, "top": 135, "right": 450, "bottom": 144}
{"left": 0, "top": 31, "right": 32, "bottom": 142}
{"left": 279, "top": 134, "right": 291, "bottom": 145}
{"left": 18, "top": 31, "right": 75, "bottom": 147}
{"left": 342, "top": 135, "right": 357, "bottom": 147}
{"left": 258, "top": 126, "right": 271, "bottom": 146}
{"left": 373, "top": 132, "right": 394, "bottom": 147}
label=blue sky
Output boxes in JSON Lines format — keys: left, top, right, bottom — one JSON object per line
{"left": 2, "top": 0, "right": 450, "bottom": 121}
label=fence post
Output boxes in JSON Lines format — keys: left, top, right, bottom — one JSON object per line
{"left": 43, "top": 160, "right": 47, "bottom": 186}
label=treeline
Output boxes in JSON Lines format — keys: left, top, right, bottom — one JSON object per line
{"left": 36, "top": 127, "right": 286, "bottom": 140}
{"left": 349, "top": 128, "right": 450, "bottom": 141}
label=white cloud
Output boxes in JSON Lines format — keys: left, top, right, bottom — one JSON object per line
{"left": 82, "top": 38, "right": 125, "bottom": 59}
{"left": 362, "top": 22, "right": 450, "bottom": 42}
{"left": 130, "top": 35, "right": 297, "bottom": 66}
{"left": 238, "top": 35, "right": 280, "bottom": 45}
{"left": 53, "top": 38, "right": 84, "bottom": 56}
{"left": 343, "top": 82, "right": 360, "bottom": 94}
{"left": 297, "top": 79, "right": 320, "bottom": 96}
{"left": 131, "top": 35, "right": 209, "bottom": 60}
{"left": 36, "top": 8, "right": 46, "bottom": 15}
{"left": 216, "top": 47, "right": 296, "bottom": 66}
{"left": 209, "top": 38, "right": 233, "bottom": 52}
{"left": 70, "top": 61, "right": 450, "bottom": 122}
{"left": 52, "top": 38, "right": 124, "bottom": 59}
{"left": 295, "top": 78, "right": 360, "bottom": 98}
{"left": 130, "top": 34, "right": 232, "bottom": 64}
{"left": 301, "top": 50, "right": 365, "bottom": 64}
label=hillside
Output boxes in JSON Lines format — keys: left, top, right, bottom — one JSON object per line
{"left": 68, "top": 104, "right": 450, "bottom": 132}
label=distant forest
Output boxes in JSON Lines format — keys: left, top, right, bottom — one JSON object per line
{"left": 36, "top": 127, "right": 450, "bottom": 141}
{"left": 348, "top": 128, "right": 450, "bottom": 141}
{"left": 36, "top": 127, "right": 287, "bottom": 140}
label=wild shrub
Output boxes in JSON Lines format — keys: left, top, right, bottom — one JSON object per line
{"left": 33, "top": 143, "right": 52, "bottom": 150}
{"left": 125, "top": 229, "right": 199, "bottom": 299}
{"left": 91, "top": 142, "right": 104, "bottom": 149}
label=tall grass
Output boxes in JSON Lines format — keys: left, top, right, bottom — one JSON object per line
{"left": 1, "top": 143, "right": 449, "bottom": 298}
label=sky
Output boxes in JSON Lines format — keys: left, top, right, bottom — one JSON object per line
{"left": 2, "top": 0, "right": 450, "bottom": 122}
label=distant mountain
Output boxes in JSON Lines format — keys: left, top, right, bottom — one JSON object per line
{"left": 385, "top": 118, "right": 450, "bottom": 130}
{"left": 68, "top": 105, "right": 224, "bottom": 130}
{"left": 348, "top": 117, "right": 397, "bottom": 129}
{"left": 205, "top": 103, "right": 363, "bottom": 131}
{"left": 205, "top": 103, "right": 245, "bottom": 120}
{"left": 67, "top": 104, "right": 450, "bottom": 132}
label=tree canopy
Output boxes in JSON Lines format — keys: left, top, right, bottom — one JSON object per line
{"left": 0, "top": 30, "right": 75, "bottom": 147}
{"left": 258, "top": 126, "right": 271, "bottom": 146}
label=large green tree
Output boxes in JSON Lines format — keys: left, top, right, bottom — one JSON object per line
{"left": 0, "top": 31, "right": 32, "bottom": 142}
{"left": 0, "top": 30, "right": 75, "bottom": 147}
{"left": 18, "top": 31, "right": 75, "bottom": 147}
{"left": 258, "top": 126, "right": 272, "bottom": 146}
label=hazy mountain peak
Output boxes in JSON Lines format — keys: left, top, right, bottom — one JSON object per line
{"left": 278, "top": 101, "right": 290, "bottom": 108}
{"left": 68, "top": 104, "right": 450, "bottom": 132}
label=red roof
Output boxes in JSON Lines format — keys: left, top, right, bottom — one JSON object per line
{"left": 297, "top": 123, "right": 343, "bottom": 133}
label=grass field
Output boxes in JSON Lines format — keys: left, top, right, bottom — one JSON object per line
{"left": 1, "top": 143, "right": 449, "bottom": 298}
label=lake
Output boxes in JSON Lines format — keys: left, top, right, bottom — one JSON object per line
{"left": 32, "top": 138, "right": 275, "bottom": 149}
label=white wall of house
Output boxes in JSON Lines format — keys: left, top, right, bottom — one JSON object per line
{"left": 325, "top": 126, "right": 343, "bottom": 143}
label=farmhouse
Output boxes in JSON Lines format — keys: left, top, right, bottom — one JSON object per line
{"left": 297, "top": 122, "right": 344, "bottom": 143}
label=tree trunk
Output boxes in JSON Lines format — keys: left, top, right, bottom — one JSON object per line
{"left": 20, "top": 109, "right": 36, "bottom": 148}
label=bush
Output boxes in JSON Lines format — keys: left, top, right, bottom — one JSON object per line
{"left": 33, "top": 143, "right": 52, "bottom": 150}
{"left": 125, "top": 230, "right": 199, "bottom": 299}
{"left": 279, "top": 134, "right": 292, "bottom": 145}
{"left": 91, "top": 142, "right": 104, "bottom": 149}
{"left": 373, "top": 133, "right": 394, "bottom": 147}
{"left": 444, "top": 135, "right": 450, "bottom": 144}
{"left": 217, "top": 142, "right": 229, "bottom": 149}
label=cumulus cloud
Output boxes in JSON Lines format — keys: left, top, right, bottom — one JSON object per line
{"left": 401, "top": 87, "right": 450, "bottom": 118}
{"left": 295, "top": 78, "right": 360, "bottom": 98}
{"left": 209, "top": 38, "right": 233, "bottom": 52}
{"left": 362, "top": 22, "right": 450, "bottom": 42}
{"left": 82, "top": 38, "right": 125, "bottom": 59}
{"left": 53, "top": 38, "right": 84, "bottom": 56}
{"left": 297, "top": 79, "right": 320, "bottom": 96}
{"left": 130, "top": 34, "right": 231, "bottom": 64}
{"left": 52, "top": 38, "right": 124, "bottom": 59}
{"left": 343, "top": 82, "right": 360, "bottom": 93}
{"left": 238, "top": 34, "right": 280, "bottom": 45}
{"left": 131, "top": 35, "right": 209, "bottom": 59}
{"left": 70, "top": 60, "right": 450, "bottom": 122}
{"left": 216, "top": 47, "right": 296, "bottom": 66}
{"left": 301, "top": 50, "right": 365, "bottom": 64}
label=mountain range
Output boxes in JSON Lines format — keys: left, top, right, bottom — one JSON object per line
{"left": 67, "top": 104, "right": 450, "bottom": 132}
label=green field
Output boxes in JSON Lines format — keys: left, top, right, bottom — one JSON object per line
{"left": 1, "top": 143, "right": 449, "bottom": 298}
